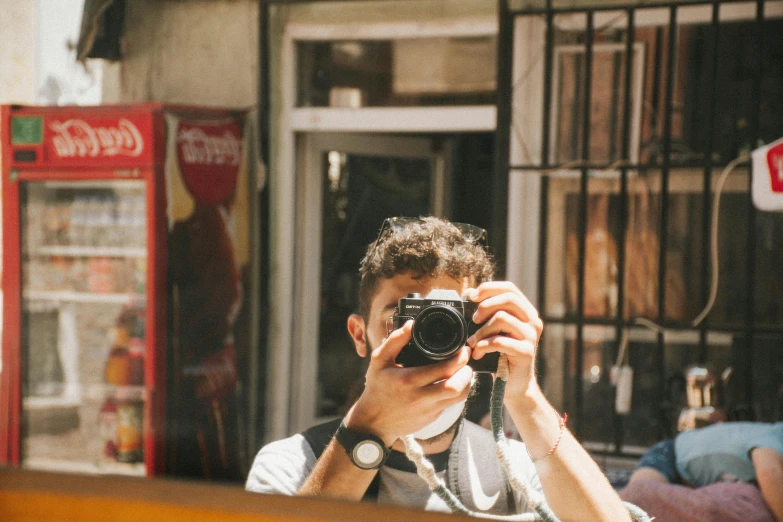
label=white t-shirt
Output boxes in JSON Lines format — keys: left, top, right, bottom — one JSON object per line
{"left": 246, "top": 419, "right": 540, "bottom": 516}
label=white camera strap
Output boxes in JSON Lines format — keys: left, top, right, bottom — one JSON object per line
{"left": 402, "top": 354, "right": 651, "bottom": 522}
{"left": 401, "top": 355, "right": 557, "bottom": 521}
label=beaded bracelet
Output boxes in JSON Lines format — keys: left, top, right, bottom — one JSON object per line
{"left": 530, "top": 410, "right": 568, "bottom": 463}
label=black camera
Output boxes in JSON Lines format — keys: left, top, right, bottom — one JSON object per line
{"left": 392, "top": 289, "right": 498, "bottom": 373}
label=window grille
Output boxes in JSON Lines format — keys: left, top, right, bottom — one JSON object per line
{"left": 499, "top": 0, "right": 783, "bottom": 454}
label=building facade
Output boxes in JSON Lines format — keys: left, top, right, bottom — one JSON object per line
{"left": 60, "top": 0, "right": 783, "bottom": 466}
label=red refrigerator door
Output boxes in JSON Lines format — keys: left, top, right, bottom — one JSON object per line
{"left": 1, "top": 105, "right": 165, "bottom": 476}
{"left": 11, "top": 177, "right": 152, "bottom": 476}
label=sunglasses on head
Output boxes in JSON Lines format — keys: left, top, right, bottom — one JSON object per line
{"left": 368, "top": 216, "right": 487, "bottom": 262}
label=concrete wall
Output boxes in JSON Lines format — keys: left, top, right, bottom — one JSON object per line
{"left": 108, "top": 0, "right": 499, "bottom": 107}
{"left": 281, "top": 0, "right": 494, "bottom": 23}
{"left": 106, "top": 0, "right": 258, "bottom": 108}
{"left": 0, "top": 0, "right": 102, "bottom": 106}
{"left": 0, "top": 2, "right": 37, "bottom": 105}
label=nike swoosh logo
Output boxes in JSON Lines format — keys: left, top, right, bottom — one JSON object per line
{"left": 466, "top": 437, "right": 500, "bottom": 512}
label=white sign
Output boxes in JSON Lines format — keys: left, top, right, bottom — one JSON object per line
{"left": 752, "top": 137, "right": 783, "bottom": 212}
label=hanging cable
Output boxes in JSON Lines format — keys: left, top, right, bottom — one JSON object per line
{"left": 691, "top": 153, "right": 750, "bottom": 326}
{"left": 623, "top": 152, "right": 749, "bottom": 335}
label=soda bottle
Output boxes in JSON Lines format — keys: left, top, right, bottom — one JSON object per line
{"left": 116, "top": 399, "right": 143, "bottom": 463}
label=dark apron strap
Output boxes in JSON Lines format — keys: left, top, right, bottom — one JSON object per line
{"left": 301, "top": 419, "right": 381, "bottom": 501}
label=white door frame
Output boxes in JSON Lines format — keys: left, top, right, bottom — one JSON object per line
{"left": 266, "top": 16, "right": 499, "bottom": 443}
{"left": 290, "top": 132, "right": 450, "bottom": 434}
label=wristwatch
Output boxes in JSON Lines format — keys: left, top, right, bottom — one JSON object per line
{"left": 334, "top": 421, "right": 391, "bottom": 470}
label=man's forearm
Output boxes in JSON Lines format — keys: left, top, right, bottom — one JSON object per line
{"left": 507, "top": 390, "right": 631, "bottom": 522}
{"left": 297, "top": 439, "right": 377, "bottom": 500}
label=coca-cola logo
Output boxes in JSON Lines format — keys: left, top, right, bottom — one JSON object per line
{"left": 177, "top": 126, "right": 242, "bottom": 166}
{"left": 174, "top": 121, "right": 243, "bottom": 205}
{"left": 48, "top": 118, "right": 144, "bottom": 158}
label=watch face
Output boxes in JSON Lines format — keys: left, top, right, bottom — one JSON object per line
{"left": 353, "top": 440, "right": 384, "bottom": 469}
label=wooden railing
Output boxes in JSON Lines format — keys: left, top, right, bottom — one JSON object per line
{"left": 0, "top": 467, "right": 472, "bottom": 522}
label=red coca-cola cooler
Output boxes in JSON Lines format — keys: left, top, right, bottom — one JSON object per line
{"left": 1, "top": 104, "right": 256, "bottom": 480}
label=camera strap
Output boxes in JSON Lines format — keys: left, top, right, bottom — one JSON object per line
{"left": 303, "top": 360, "right": 649, "bottom": 521}
{"left": 401, "top": 355, "right": 651, "bottom": 522}
{"left": 302, "top": 418, "right": 381, "bottom": 501}
{"left": 401, "top": 354, "right": 555, "bottom": 522}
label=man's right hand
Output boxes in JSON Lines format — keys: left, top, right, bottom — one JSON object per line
{"left": 344, "top": 320, "right": 474, "bottom": 446}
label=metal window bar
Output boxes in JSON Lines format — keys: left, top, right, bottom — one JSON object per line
{"left": 535, "top": 3, "right": 555, "bottom": 314}
{"left": 743, "top": 0, "right": 765, "bottom": 415}
{"left": 505, "top": 0, "right": 777, "bottom": 454}
{"left": 655, "top": 4, "right": 677, "bottom": 440}
{"left": 698, "top": 3, "right": 721, "bottom": 364}
{"left": 494, "top": 0, "right": 514, "bottom": 270}
{"left": 613, "top": 7, "right": 636, "bottom": 451}
{"left": 573, "top": 10, "right": 595, "bottom": 440}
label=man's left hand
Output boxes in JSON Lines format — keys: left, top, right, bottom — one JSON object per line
{"left": 466, "top": 281, "right": 544, "bottom": 403}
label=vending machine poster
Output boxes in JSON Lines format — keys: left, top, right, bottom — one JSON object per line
{"left": 164, "top": 113, "right": 251, "bottom": 481}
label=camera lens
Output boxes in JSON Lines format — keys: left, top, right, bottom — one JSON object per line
{"left": 411, "top": 305, "right": 467, "bottom": 360}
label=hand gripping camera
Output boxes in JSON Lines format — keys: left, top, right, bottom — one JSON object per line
{"left": 391, "top": 289, "right": 499, "bottom": 373}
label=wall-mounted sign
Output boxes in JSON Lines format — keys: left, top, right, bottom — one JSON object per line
{"left": 752, "top": 137, "right": 783, "bottom": 212}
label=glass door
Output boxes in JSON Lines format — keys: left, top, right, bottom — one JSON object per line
{"left": 20, "top": 179, "right": 147, "bottom": 475}
{"left": 290, "top": 133, "right": 449, "bottom": 433}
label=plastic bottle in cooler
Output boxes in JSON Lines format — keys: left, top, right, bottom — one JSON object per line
{"left": 96, "top": 196, "right": 113, "bottom": 247}
{"left": 98, "top": 398, "right": 119, "bottom": 462}
{"left": 116, "top": 399, "right": 144, "bottom": 463}
{"left": 69, "top": 196, "right": 86, "bottom": 246}
{"left": 105, "top": 317, "right": 131, "bottom": 386}
{"left": 133, "top": 258, "right": 146, "bottom": 295}
{"left": 84, "top": 196, "right": 100, "bottom": 247}
{"left": 128, "top": 337, "right": 145, "bottom": 387}
{"left": 43, "top": 198, "right": 59, "bottom": 245}
{"left": 105, "top": 343, "right": 131, "bottom": 386}
{"left": 57, "top": 200, "right": 71, "bottom": 245}
{"left": 25, "top": 199, "right": 45, "bottom": 251}
{"left": 110, "top": 195, "right": 122, "bottom": 247}
{"left": 116, "top": 195, "right": 132, "bottom": 247}
{"left": 69, "top": 258, "right": 88, "bottom": 292}
{"left": 131, "top": 195, "right": 146, "bottom": 248}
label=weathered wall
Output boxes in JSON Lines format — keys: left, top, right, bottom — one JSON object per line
{"left": 282, "top": 0, "right": 494, "bottom": 23}
{"left": 0, "top": 3, "right": 37, "bottom": 104}
{"left": 106, "top": 0, "right": 258, "bottom": 107}
{"left": 108, "top": 0, "right": 499, "bottom": 108}
{"left": 0, "top": 0, "right": 102, "bottom": 106}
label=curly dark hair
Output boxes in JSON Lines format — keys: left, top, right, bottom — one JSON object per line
{"left": 358, "top": 216, "right": 495, "bottom": 320}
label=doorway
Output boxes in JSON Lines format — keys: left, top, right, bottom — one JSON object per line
{"left": 290, "top": 132, "right": 456, "bottom": 432}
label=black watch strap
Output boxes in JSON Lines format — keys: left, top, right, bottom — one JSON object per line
{"left": 334, "top": 421, "right": 391, "bottom": 470}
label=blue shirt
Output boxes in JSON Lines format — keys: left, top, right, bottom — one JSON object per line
{"left": 675, "top": 422, "right": 783, "bottom": 487}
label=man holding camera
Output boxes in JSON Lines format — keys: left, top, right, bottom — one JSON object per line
{"left": 247, "top": 217, "right": 642, "bottom": 521}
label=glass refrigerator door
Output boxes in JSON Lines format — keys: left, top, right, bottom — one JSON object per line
{"left": 20, "top": 180, "right": 147, "bottom": 475}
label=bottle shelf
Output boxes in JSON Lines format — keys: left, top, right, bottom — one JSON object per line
{"left": 34, "top": 246, "right": 147, "bottom": 258}
{"left": 25, "top": 291, "right": 144, "bottom": 305}
{"left": 86, "top": 385, "right": 146, "bottom": 402}
{"left": 24, "top": 386, "right": 147, "bottom": 409}
{"left": 42, "top": 180, "right": 145, "bottom": 190}
{"left": 23, "top": 458, "right": 146, "bottom": 477}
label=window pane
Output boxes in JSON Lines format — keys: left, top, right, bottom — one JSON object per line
{"left": 754, "top": 212, "right": 783, "bottom": 328}
{"left": 750, "top": 335, "right": 783, "bottom": 422}
{"left": 297, "top": 37, "right": 497, "bottom": 108}
{"left": 317, "top": 152, "right": 432, "bottom": 417}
